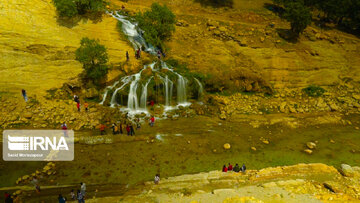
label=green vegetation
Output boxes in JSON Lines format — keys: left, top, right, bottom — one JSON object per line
{"left": 283, "top": 2, "right": 312, "bottom": 36}
{"left": 194, "top": 0, "right": 234, "bottom": 8}
{"left": 53, "top": 0, "right": 106, "bottom": 17}
{"left": 273, "top": 0, "right": 360, "bottom": 33}
{"left": 302, "top": 85, "right": 325, "bottom": 97}
{"left": 75, "top": 37, "right": 108, "bottom": 85}
{"left": 135, "top": 3, "right": 176, "bottom": 49}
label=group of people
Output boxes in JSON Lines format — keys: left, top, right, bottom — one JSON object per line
{"left": 222, "top": 163, "right": 246, "bottom": 173}
{"left": 126, "top": 48, "right": 166, "bottom": 61}
{"left": 99, "top": 116, "right": 155, "bottom": 135}
{"left": 74, "top": 95, "right": 89, "bottom": 112}
{"left": 58, "top": 182, "right": 86, "bottom": 203}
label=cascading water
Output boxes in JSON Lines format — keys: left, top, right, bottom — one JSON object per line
{"left": 100, "top": 11, "right": 203, "bottom": 114}
{"left": 100, "top": 80, "right": 120, "bottom": 105}
{"left": 194, "top": 78, "right": 204, "bottom": 99}
{"left": 140, "top": 77, "right": 153, "bottom": 110}
{"left": 176, "top": 74, "right": 188, "bottom": 105}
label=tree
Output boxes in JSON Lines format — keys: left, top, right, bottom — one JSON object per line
{"left": 283, "top": 2, "right": 312, "bottom": 36}
{"left": 53, "top": 0, "right": 106, "bottom": 17}
{"left": 135, "top": 3, "right": 176, "bottom": 49}
{"left": 53, "top": 0, "right": 78, "bottom": 17}
{"left": 75, "top": 37, "right": 108, "bottom": 85}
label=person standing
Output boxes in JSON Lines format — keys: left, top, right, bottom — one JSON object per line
{"left": 126, "top": 124, "right": 130, "bottom": 136}
{"left": 70, "top": 189, "right": 76, "bottom": 200}
{"left": 154, "top": 174, "right": 160, "bottom": 184}
{"left": 58, "top": 194, "right": 66, "bottom": 203}
{"left": 61, "top": 122, "right": 68, "bottom": 137}
{"left": 74, "top": 95, "right": 79, "bottom": 103}
{"left": 100, "top": 124, "right": 106, "bottom": 135}
{"left": 149, "top": 116, "right": 155, "bottom": 127}
{"left": 118, "top": 122, "right": 123, "bottom": 134}
{"left": 130, "top": 124, "right": 135, "bottom": 136}
{"left": 21, "top": 89, "right": 28, "bottom": 102}
{"left": 80, "top": 182, "right": 86, "bottom": 198}
{"left": 76, "top": 102, "right": 80, "bottom": 112}
{"left": 84, "top": 102, "right": 89, "bottom": 112}
{"left": 112, "top": 123, "right": 117, "bottom": 135}
{"left": 77, "top": 189, "right": 84, "bottom": 203}
{"left": 126, "top": 51, "right": 129, "bottom": 61}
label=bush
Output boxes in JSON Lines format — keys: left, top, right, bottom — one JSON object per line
{"left": 53, "top": 0, "right": 106, "bottom": 17}
{"left": 195, "top": 0, "right": 234, "bottom": 8}
{"left": 135, "top": 3, "right": 176, "bottom": 49}
{"left": 75, "top": 37, "right": 108, "bottom": 85}
{"left": 302, "top": 85, "right": 325, "bottom": 97}
{"left": 283, "top": 2, "right": 312, "bottom": 36}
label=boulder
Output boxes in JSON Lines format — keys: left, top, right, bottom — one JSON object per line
{"left": 306, "top": 142, "right": 316, "bottom": 149}
{"left": 23, "top": 112, "right": 33, "bottom": 119}
{"left": 340, "top": 164, "right": 355, "bottom": 177}
{"left": 304, "top": 149, "right": 313, "bottom": 154}
{"left": 223, "top": 143, "right": 231, "bottom": 150}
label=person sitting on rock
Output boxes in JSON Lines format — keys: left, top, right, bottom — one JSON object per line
{"left": 233, "top": 163, "right": 240, "bottom": 172}
{"left": 222, "top": 165, "right": 228, "bottom": 172}
{"left": 154, "top": 174, "right": 160, "bottom": 184}
{"left": 241, "top": 164, "right": 246, "bottom": 173}
{"left": 228, "top": 163, "right": 233, "bottom": 171}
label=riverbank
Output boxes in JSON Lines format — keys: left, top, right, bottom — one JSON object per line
{"left": 87, "top": 163, "right": 360, "bottom": 202}
{"left": 1, "top": 115, "right": 360, "bottom": 201}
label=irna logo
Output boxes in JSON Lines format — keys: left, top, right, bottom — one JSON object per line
{"left": 8, "top": 135, "right": 69, "bottom": 151}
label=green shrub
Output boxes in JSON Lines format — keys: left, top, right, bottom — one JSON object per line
{"left": 135, "top": 3, "right": 176, "bottom": 49}
{"left": 302, "top": 85, "right": 325, "bottom": 97}
{"left": 283, "top": 2, "right": 312, "bottom": 36}
{"left": 75, "top": 37, "right": 108, "bottom": 85}
{"left": 53, "top": 0, "right": 106, "bottom": 17}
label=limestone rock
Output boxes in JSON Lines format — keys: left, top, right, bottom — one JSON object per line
{"left": 340, "top": 164, "right": 355, "bottom": 177}
{"left": 306, "top": 142, "right": 316, "bottom": 149}
{"left": 23, "top": 112, "right": 33, "bottom": 119}
{"left": 223, "top": 143, "right": 231, "bottom": 150}
{"left": 304, "top": 149, "right": 313, "bottom": 154}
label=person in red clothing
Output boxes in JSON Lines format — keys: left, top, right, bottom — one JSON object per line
{"left": 228, "top": 163, "right": 233, "bottom": 171}
{"left": 149, "top": 116, "right": 155, "bottom": 127}
{"left": 76, "top": 102, "right": 80, "bottom": 112}
{"left": 126, "top": 125, "right": 131, "bottom": 136}
{"left": 222, "top": 165, "right": 228, "bottom": 172}
{"left": 100, "top": 124, "right": 106, "bottom": 135}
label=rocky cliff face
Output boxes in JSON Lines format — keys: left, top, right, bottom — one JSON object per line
{"left": 0, "top": 0, "right": 133, "bottom": 95}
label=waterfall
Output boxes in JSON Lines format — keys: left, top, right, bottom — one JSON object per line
{"left": 111, "top": 12, "right": 156, "bottom": 55}
{"left": 127, "top": 74, "right": 141, "bottom": 110}
{"left": 103, "top": 12, "right": 202, "bottom": 114}
{"left": 194, "top": 78, "right": 204, "bottom": 98}
{"left": 140, "top": 77, "right": 153, "bottom": 110}
{"left": 99, "top": 80, "right": 120, "bottom": 105}
{"left": 177, "top": 74, "right": 188, "bottom": 104}
{"left": 109, "top": 76, "right": 132, "bottom": 107}
{"left": 158, "top": 75, "right": 174, "bottom": 107}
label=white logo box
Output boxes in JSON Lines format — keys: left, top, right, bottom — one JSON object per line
{"left": 3, "top": 130, "right": 74, "bottom": 161}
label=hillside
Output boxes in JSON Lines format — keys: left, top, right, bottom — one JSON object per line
{"left": 0, "top": 0, "right": 133, "bottom": 96}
